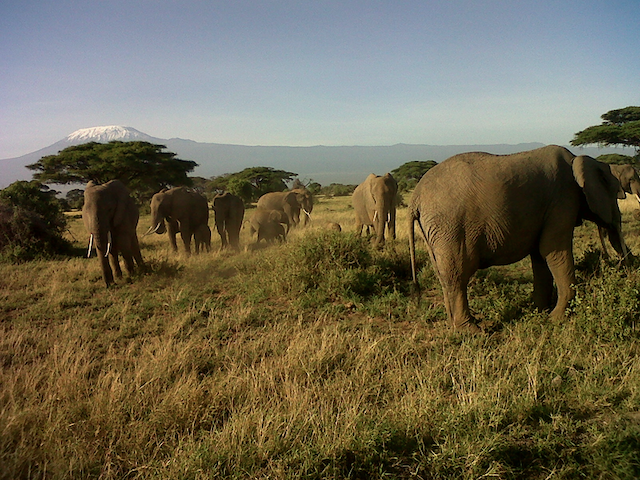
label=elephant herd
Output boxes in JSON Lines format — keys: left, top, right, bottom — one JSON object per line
{"left": 82, "top": 145, "right": 640, "bottom": 333}
{"left": 82, "top": 183, "right": 314, "bottom": 287}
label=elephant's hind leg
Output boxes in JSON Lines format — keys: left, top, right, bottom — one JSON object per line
{"left": 429, "top": 246, "right": 480, "bottom": 332}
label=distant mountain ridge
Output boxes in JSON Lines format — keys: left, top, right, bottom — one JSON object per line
{"left": 0, "top": 126, "right": 633, "bottom": 189}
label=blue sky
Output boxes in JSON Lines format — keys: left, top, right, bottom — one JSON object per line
{"left": 1, "top": 0, "right": 638, "bottom": 158}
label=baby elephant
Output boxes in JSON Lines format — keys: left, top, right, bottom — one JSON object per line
{"left": 193, "top": 224, "right": 211, "bottom": 253}
{"left": 249, "top": 208, "right": 287, "bottom": 243}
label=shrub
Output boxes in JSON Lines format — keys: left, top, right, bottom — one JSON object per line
{"left": 283, "top": 232, "right": 415, "bottom": 307}
{"left": 0, "top": 181, "right": 72, "bottom": 261}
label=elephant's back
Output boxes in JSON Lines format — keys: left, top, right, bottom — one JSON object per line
{"left": 257, "top": 192, "right": 285, "bottom": 210}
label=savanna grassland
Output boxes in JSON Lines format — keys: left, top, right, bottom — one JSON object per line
{"left": 2, "top": 193, "right": 640, "bottom": 479}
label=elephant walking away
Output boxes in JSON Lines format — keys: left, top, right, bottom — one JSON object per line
{"left": 213, "top": 192, "right": 245, "bottom": 251}
{"left": 598, "top": 164, "right": 640, "bottom": 260}
{"left": 352, "top": 173, "right": 397, "bottom": 247}
{"left": 409, "top": 145, "right": 627, "bottom": 332}
{"left": 82, "top": 180, "right": 144, "bottom": 286}
{"left": 249, "top": 208, "right": 287, "bottom": 243}
{"left": 146, "top": 187, "right": 209, "bottom": 255}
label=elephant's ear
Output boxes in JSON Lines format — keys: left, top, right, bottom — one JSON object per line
{"left": 572, "top": 155, "right": 621, "bottom": 224}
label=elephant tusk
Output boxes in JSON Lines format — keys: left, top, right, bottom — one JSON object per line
{"left": 143, "top": 223, "right": 162, "bottom": 236}
{"left": 373, "top": 211, "right": 378, "bottom": 222}
{"left": 105, "top": 232, "right": 112, "bottom": 257}
{"left": 87, "top": 234, "right": 94, "bottom": 258}
{"left": 302, "top": 208, "right": 311, "bottom": 218}
{"left": 635, "top": 194, "right": 640, "bottom": 206}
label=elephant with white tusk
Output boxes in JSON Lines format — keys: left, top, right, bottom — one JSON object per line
{"left": 82, "top": 180, "right": 144, "bottom": 286}
{"left": 408, "top": 145, "right": 627, "bottom": 332}
{"left": 289, "top": 187, "right": 313, "bottom": 226}
{"left": 352, "top": 172, "right": 397, "bottom": 248}
{"left": 146, "top": 187, "right": 209, "bottom": 255}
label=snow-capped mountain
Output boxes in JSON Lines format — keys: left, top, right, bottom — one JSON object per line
{"left": 64, "top": 126, "right": 156, "bottom": 144}
{"left": 0, "top": 125, "right": 633, "bottom": 190}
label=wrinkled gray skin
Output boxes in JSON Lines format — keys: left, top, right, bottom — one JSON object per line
{"left": 598, "top": 164, "right": 640, "bottom": 259}
{"left": 409, "top": 145, "right": 627, "bottom": 332}
{"left": 193, "top": 224, "right": 211, "bottom": 253}
{"left": 82, "top": 180, "right": 143, "bottom": 286}
{"left": 290, "top": 188, "right": 313, "bottom": 226}
{"left": 147, "top": 187, "right": 209, "bottom": 255}
{"left": 256, "top": 190, "right": 310, "bottom": 228}
{"left": 249, "top": 208, "right": 287, "bottom": 243}
{"left": 213, "top": 192, "right": 245, "bottom": 251}
{"left": 352, "top": 173, "right": 398, "bottom": 247}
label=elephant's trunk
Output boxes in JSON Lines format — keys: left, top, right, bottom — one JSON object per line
{"left": 87, "top": 234, "right": 94, "bottom": 258}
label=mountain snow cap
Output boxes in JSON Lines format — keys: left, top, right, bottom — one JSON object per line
{"left": 65, "top": 126, "right": 153, "bottom": 143}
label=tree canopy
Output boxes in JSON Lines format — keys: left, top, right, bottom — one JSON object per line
{"left": 27, "top": 141, "right": 198, "bottom": 201}
{"left": 571, "top": 106, "right": 640, "bottom": 155}
{"left": 207, "top": 167, "right": 297, "bottom": 203}
{"left": 391, "top": 160, "right": 438, "bottom": 192}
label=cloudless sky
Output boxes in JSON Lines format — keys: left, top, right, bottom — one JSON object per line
{"left": 1, "top": 0, "right": 638, "bottom": 158}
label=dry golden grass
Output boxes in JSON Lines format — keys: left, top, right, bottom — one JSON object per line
{"left": 1, "top": 192, "right": 640, "bottom": 479}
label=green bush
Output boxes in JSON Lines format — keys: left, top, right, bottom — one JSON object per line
{"left": 0, "top": 181, "right": 72, "bottom": 261}
{"left": 283, "top": 232, "right": 416, "bottom": 308}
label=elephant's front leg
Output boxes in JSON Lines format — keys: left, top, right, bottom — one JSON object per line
{"left": 97, "top": 248, "right": 115, "bottom": 286}
{"left": 530, "top": 251, "right": 555, "bottom": 312}
{"left": 544, "top": 249, "right": 576, "bottom": 320}
{"left": 167, "top": 220, "right": 179, "bottom": 252}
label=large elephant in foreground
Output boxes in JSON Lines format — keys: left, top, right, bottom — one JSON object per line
{"left": 212, "top": 192, "right": 245, "bottom": 251}
{"left": 409, "top": 145, "right": 627, "bottom": 332}
{"left": 352, "top": 173, "right": 397, "bottom": 247}
{"left": 146, "top": 187, "right": 209, "bottom": 255}
{"left": 598, "top": 164, "right": 640, "bottom": 258}
{"left": 256, "top": 190, "right": 310, "bottom": 228}
{"left": 82, "top": 180, "right": 144, "bottom": 286}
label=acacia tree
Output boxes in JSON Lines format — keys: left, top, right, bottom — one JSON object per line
{"left": 391, "top": 160, "right": 438, "bottom": 192}
{"left": 27, "top": 141, "right": 198, "bottom": 201}
{"left": 571, "top": 106, "right": 640, "bottom": 156}
{"left": 207, "top": 167, "right": 297, "bottom": 203}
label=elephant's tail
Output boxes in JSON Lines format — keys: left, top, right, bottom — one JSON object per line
{"left": 409, "top": 208, "right": 418, "bottom": 287}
